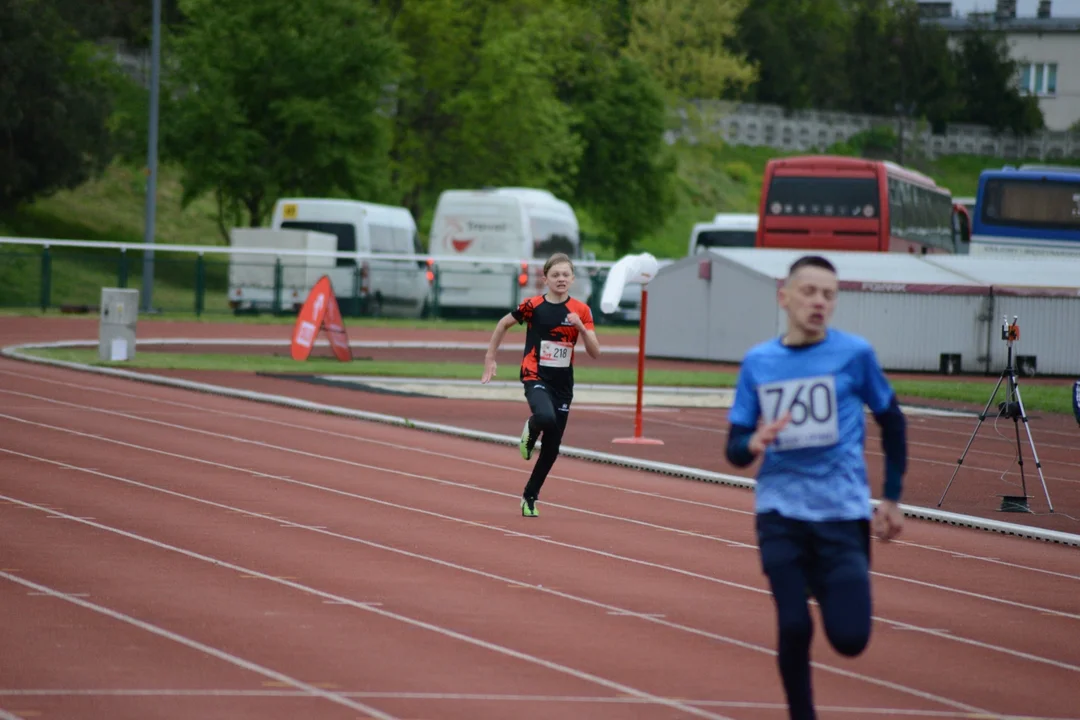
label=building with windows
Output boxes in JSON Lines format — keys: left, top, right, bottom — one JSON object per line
{"left": 923, "top": 1, "right": 1080, "bottom": 131}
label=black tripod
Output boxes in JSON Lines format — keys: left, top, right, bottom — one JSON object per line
{"left": 938, "top": 316, "right": 1055, "bottom": 514}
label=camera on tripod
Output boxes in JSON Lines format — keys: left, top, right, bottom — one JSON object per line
{"left": 940, "top": 312, "right": 1055, "bottom": 514}
{"left": 997, "top": 316, "right": 1021, "bottom": 417}
{"left": 1001, "top": 315, "right": 1019, "bottom": 343}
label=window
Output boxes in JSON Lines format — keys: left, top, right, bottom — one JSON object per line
{"left": 887, "top": 178, "right": 955, "bottom": 251}
{"left": 1017, "top": 62, "right": 1058, "bottom": 96}
{"left": 530, "top": 216, "right": 577, "bottom": 258}
{"left": 982, "top": 178, "right": 1080, "bottom": 230}
{"left": 764, "top": 177, "right": 880, "bottom": 218}
{"left": 693, "top": 230, "right": 757, "bottom": 251}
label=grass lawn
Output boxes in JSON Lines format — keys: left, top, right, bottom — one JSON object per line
{"left": 17, "top": 348, "right": 1076, "bottom": 416}
{"left": 19, "top": 348, "right": 737, "bottom": 387}
{"left": 0, "top": 309, "right": 643, "bottom": 335}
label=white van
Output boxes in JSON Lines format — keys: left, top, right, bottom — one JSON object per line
{"left": 688, "top": 213, "right": 759, "bottom": 254}
{"left": 269, "top": 198, "right": 432, "bottom": 317}
{"left": 428, "top": 187, "right": 590, "bottom": 313}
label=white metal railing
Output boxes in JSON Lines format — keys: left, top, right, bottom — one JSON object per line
{"left": 0, "top": 236, "right": 620, "bottom": 270}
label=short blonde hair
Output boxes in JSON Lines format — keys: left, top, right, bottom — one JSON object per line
{"left": 543, "top": 252, "right": 574, "bottom": 276}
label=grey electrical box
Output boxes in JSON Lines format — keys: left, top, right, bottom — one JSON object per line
{"left": 99, "top": 288, "right": 140, "bottom": 362}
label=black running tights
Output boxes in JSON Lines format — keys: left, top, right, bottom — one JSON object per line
{"left": 522, "top": 383, "right": 570, "bottom": 500}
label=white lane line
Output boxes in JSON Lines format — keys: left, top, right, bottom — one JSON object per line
{"left": 0, "top": 690, "right": 1071, "bottom": 720}
{"left": 2, "top": 405, "right": 1076, "bottom": 623}
{"left": 3, "top": 414, "right": 1078, "bottom": 677}
{"left": 0, "top": 496, "right": 735, "bottom": 720}
{"left": 0, "top": 573, "right": 398, "bottom": 719}
{"left": 0, "top": 449, "right": 998, "bottom": 714}
{"left": 5, "top": 371, "right": 1080, "bottom": 567}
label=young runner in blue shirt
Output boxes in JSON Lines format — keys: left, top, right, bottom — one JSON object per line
{"left": 726, "top": 255, "right": 907, "bottom": 720}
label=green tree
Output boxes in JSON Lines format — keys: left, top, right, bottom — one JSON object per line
{"left": 0, "top": 0, "right": 120, "bottom": 212}
{"left": 385, "top": 0, "right": 586, "bottom": 225}
{"left": 953, "top": 23, "right": 1043, "bottom": 135}
{"left": 571, "top": 55, "right": 675, "bottom": 254}
{"left": 624, "top": 0, "right": 755, "bottom": 102}
{"left": 50, "top": 0, "right": 187, "bottom": 46}
{"left": 385, "top": 0, "right": 677, "bottom": 251}
{"left": 839, "top": 0, "right": 959, "bottom": 135}
{"left": 163, "top": 0, "right": 400, "bottom": 238}
{"left": 843, "top": 0, "right": 900, "bottom": 116}
{"left": 552, "top": 3, "right": 678, "bottom": 252}
{"left": 889, "top": 0, "right": 959, "bottom": 133}
{"left": 732, "top": 0, "right": 851, "bottom": 111}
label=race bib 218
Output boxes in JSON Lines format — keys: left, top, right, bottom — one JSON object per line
{"left": 539, "top": 340, "right": 573, "bottom": 368}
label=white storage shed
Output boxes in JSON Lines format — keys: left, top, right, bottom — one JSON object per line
{"left": 645, "top": 248, "right": 1080, "bottom": 375}
{"left": 924, "top": 256, "right": 1080, "bottom": 376}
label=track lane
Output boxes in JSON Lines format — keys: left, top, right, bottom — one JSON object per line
{"left": 0, "top": 445, "right": 990, "bottom": 719}
{"left": 2, "top": 362, "right": 1080, "bottom": 716}
{"left": 2, "top": 366, "right": 1077, "bottom": 575}
{"left": 14, "top": 356, "right": 1076, "bottom": 532}
{"left": 4, "top": 399, "right": 1075, "bottom": 716}
{"left": 3, "top": 388, "right": 1078, "bottom": 608}
{"left": 1, "top": 476, "right": 748, "bottom": 720}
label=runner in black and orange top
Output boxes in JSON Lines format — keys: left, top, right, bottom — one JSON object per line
{"left": 481, "top": 252, "right": 601, "bottom": 517}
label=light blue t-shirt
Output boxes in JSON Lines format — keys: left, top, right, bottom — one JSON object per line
{"left": 728, "top": 328, "right": 896, "bottom": 522}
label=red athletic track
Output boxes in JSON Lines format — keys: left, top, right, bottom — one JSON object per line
{"left": 2, "top": 316, "right": 1079, "bottom": 536}
{"left": 2, "top": 336, "right": 1080, "bottom": 718}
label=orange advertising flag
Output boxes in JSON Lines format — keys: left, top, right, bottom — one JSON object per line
{"left": 322, "top": 285, "right": 353, "bottom": 363}
{"left": 290, "top": 276, "right": 353, "bottom": 362}
{"left": 290, "top": 276, "right": 332, "bottom": 361}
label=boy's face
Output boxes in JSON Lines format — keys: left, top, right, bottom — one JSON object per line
{"left": 779, "top": 266, "right": 838, "bottom": 336}
{"left": 545, "top": 262, "right": 573, "bottom": 294}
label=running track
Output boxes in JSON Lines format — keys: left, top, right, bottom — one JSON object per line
{"left": 2, "top": 355, "right": 1079, "bottom": 718}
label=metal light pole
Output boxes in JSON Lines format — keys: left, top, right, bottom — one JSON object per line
{"left": 142, "top": 0, "right": 162, "bottom": 312}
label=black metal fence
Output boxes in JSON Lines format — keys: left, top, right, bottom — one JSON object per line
{"left": 0, "top": 244, "right": 631, "bottom": 323}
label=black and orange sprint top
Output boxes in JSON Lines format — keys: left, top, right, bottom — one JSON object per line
{"left": 511, "top": 294, "right": 594, "bottom": 393}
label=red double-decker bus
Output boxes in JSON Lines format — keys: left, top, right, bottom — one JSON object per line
{"left": 756, "top": 155, "right": 971, "bottom": 254}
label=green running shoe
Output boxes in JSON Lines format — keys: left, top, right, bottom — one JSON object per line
{"left": 521, "top": 497, "right": 539, "bottom": 517}
{"left": 519, "top": 419, "right": 535, "bottom": 461}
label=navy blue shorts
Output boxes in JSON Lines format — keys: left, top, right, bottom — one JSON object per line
{"left": 756, "top": 511, "right": 871, "bottom": 590}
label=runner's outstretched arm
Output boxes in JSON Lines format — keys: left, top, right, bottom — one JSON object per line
{"left": 482, "top": 313, "right": 517, "bottom": 384}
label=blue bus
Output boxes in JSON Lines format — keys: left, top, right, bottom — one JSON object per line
{"left": 971, "top": 164, "right": 1080, "bottom": 258}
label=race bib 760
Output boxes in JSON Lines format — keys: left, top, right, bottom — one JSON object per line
{"left": 756, "top": 375, "right": 840, "bottom": 451}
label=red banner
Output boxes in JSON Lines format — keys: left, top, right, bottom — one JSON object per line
{"left": 290, "top": 276, "right": 352, "bottom": 362}
{"left": 322, "top": 284, "right": 352, "bottom": 362}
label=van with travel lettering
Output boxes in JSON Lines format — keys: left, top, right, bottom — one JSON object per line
{"left": 268, "top": 198, "right": 432, "bottom": 317}
{"left": 428, "top": 187, "right": 590, "bottom": 313}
